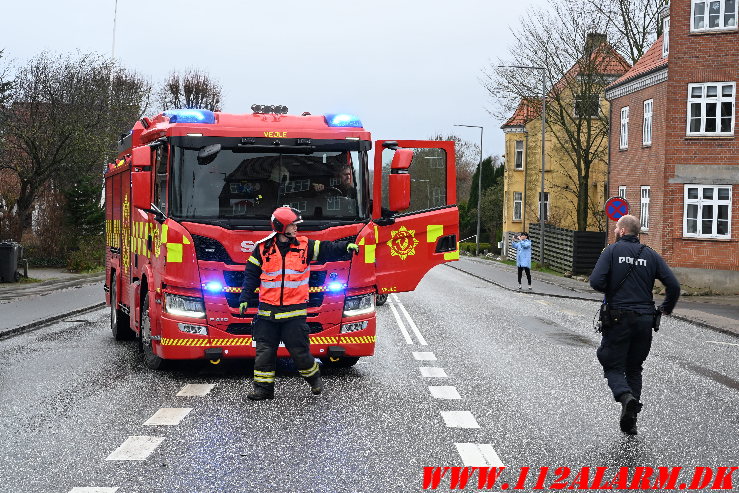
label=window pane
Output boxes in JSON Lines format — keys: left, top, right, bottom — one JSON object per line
{"left": 717, "top": 220, "right": 729, "bottom": 235}
{"left": 706, "top": 103, "right": 717, "bottom": 132}
{"left": 695, "top": 2, "right": 706, "bottom": 28}
{"left": 718, "top": 187, "right": 731, "bottom": 200}
{"left": 688, "top": 187, "right": 699, "bottom": 199}
{"left": 707, "top": 85, "right": 718, "bottom": 97}
{"left": 709, "top": 1, "right": 721, "bottom": 27}
{"left": 702, "top": 204, "right": 714, "bottom": 234}
{"left": 691, "top": 86, "right": 703, "bottom": 98}
{"left": 721, "top": 115, "right": 732, "bottom": 133}
{"left": 687, "top": 218, "right": 698, "bottom": 234}
{"left": 703, "top": 188, "right": 714, "bottom": 199}
{"left": 727, "top": 0, "right": 737, "bottom": 26}
{"left": 514, "top": 192, "right": 522, "bottom": 200}
{"left": 722, "top": 84, "right": 734, "bottom": 97}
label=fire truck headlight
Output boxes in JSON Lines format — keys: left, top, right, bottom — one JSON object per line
{"left": 165, "top": 294, "right": 206, "bottom": 319}
{"left": 203, "top": 281, "right": 223, "bottom": 293}
{"left": 324, "top": 113, "right": 363, "bottom": 128}
{"left": 343, "top": 293, "right": 375, "bottom": 317}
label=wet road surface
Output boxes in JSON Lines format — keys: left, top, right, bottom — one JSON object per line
{"left": 0, "top": 265, "right": 737, "bottom": 492}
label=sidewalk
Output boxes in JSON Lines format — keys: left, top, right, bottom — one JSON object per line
{"left": 448, "top": 256, "right": 739, "bottom": 338}
{"left": 0, "top": 267, "right": 105, "bottom": 337}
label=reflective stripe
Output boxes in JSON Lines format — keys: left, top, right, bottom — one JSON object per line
{"left": 254, "top": 370, "right": 275, "bottom": 377}
{"left": 262, "top": 269, "right": 283, "bottom": 277}
{"left": 312, "top": 240, "right": 321, "bottom": 261}
{"left": 274, "top": 309, "right": 307, "bottom": 319}
{"left": 248, "top": 256, "right": 261, "bottom": 266}
{"left": 299, "top": 363, "right": 319, "bottom": 378}
{"left": 283, "top": 267, "right": 309, "bottom": 275}
{"left": 254, "top": 376, "right": 275, "bottom": 383}
{"left": 257, "top": 310, "right": 272, "bottom": 316}
{"left": 261, "top": 279, "right": 308, "bottom": 289}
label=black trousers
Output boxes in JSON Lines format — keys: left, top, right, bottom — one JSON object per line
{"left": 517, "top": 267, "right": 531, "bottom": 285}
{"left": 252, "top": 317, "right": 317, "bottom": 389}
{"left": 596, "top": 311, "right": 653, "bottom": 401}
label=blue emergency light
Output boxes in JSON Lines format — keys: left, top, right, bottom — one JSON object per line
{"left": 203, "top": 281, "right": 223, "bottom": 293}
{"left": 324, "top": 113, "right": 363, "bottom": 128}
{"left": 328, "top": 281, "right": 346, "bottom": 292}
{"left": 164, "top": 109, "right": 216, "bottom": 124}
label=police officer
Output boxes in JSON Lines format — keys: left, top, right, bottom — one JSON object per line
{"left": 238, "top": 206, "right": 359, "bottom": 400}
{"left": 589, "top": 214, "right": 680, "bottom": 435}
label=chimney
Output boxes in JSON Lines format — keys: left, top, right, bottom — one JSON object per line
{"left": 585, "top": 32, "right": 607, "bottom": 54}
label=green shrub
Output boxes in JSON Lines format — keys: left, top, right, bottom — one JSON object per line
{"left": 66, "top": 236, "right": 105, "bottom": 272}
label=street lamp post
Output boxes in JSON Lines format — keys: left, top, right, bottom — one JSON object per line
{"left": 498, "top": 64, "right": 547, "bottom": 266}
{"left": 453, "top": 124, "right": 483, "bottom": 257}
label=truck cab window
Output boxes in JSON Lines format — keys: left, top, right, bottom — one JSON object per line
{"left": 154, "top": 145, "right": 169, "bottom": 212}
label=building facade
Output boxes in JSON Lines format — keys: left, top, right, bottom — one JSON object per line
{"left": 606, "top": 0, "right": 739, "bottom": 293}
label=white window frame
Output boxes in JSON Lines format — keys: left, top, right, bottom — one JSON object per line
{"left": 514, "top": 140, "right": 524, "bottom": 170}
{"left": 620, "top": 106, "right": 629, "bottom": 149}
{"left": 643, "top": 99, "right": 653, "bottom": 146}
{"left": 513, "top": 192, "right": 522, "bottom": 221}
{"left": 640, "top": 186, "right": 651, "bottom": 231}
{"left": 663, "top": 17, "right": 670, "bottom": 57}
{"left": 691, "top": 0, "right": 738, "bottom": 32}
{"left": 618, "top": 186, "right": 627, "bottom": 199}
{"left": 539, "top": 191, "right": 549, "bottom": 222}
{"left": 687, "top": 82, "right": 736, "bottom": 136}
{"left": 683, "top": 184, "right": 732, "bottom": 238}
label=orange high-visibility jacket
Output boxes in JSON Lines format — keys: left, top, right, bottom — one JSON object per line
{"left": 258, "top": 236, "right": 310, "bottom": 306}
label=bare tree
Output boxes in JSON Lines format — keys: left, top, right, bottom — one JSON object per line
{"left": 588, "top": 0, "right": 665, "bottom": 65}
{"left": 0, "top": 52, "right": 150, "bottom": 239}
{"left": 429, "top": 133, "right": 480, "bottom": 203}
{"left": 157, "top": 69, "right": 222, "bottom": 112}
{"left": 482, "top": 0, "right": 629, "bottom": 231}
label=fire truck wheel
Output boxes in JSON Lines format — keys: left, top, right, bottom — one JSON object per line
{"left": 110, "top": 272, "right": 133, "bottom": 340}
{"left": 140, "top": 294, "right": 166, "bottom": 370}
{"left": 320, "top": 356, "right": 360, "bottom": 368}
{"left": 375, "top": 294, "right": 388, "bottom": 306}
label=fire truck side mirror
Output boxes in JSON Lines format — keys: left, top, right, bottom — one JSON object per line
{"left": 132, "top": 146, "right": 152, "bottom": 167}
{"left": 388, "top": 173, "right": 410, "bottom": 212}
{"left": 390, "top": 149, "right": 413, "bottom": 170}
{"left": 132, "top": 171, "right": 152, "bottom": 211}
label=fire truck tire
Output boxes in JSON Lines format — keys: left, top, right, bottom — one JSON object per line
{"left": 110, "top": 272, "right": 133, "bottom": 340}
{"left": 320, "top": 356, "right": 360, "bottom": 368}
{"left": 375, "top": 294, "right": 388, "bottom": 306}
{"left": 140, "top": 294, "right": 166, "bottom": 370}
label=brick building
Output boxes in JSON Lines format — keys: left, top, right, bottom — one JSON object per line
{"left": 605, "top": 0, "right": 739, "bottom": 293}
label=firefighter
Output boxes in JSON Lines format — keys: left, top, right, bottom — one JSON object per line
{"left": 238, "top": 206, "right": 359, "bottom": 400}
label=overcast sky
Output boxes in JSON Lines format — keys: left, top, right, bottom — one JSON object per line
{"left": 2, "top": 0, "right": 548, "bottom": 159}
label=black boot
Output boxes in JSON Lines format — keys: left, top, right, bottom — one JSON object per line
{"left": 247, "top": 384, "right": 274, "bottom": 401}
{"left": 619, "top": 392, "right": 638, "bottom": 433}
{"left": 306, "top": 374, "right": 323, "bottom": 395}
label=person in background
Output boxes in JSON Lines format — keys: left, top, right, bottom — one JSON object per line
{"left": 239, "top": 206, "right": 359, "bottom": 401}
{"left": 512, "top": 232, "right": 532, "bottom": 290}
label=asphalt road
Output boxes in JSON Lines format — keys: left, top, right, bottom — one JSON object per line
{"left": 0, "top": 265, "right": 737, "bottom": 492}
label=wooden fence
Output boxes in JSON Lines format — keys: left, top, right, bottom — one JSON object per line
{"left": 506, "top": 224, "right": 606, "bottom": 275}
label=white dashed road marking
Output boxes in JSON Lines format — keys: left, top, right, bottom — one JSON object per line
{"left": 392, "top": 294, "right": 428, "bottom": 346}
{"left": 389, "top": 301, "right": 414, "bottom": 344}
{"left": 144, "top": 408, "right": 193, "bottom": 426}
{"left": 419, "top": 367, "right": 448, "bottom": 378}
{"left": 429, "top": 386, "right": 461, "bottom": 399}
{"left": 413, "top": 351, "right": 437, "bottom": 361}
{"left": 440, "top": 411, "right": 480, "bottom": 428}
{"left": 106, "top": 436, "right": 165, "bottom": 461}
{"left": 454, "top": 443, "right": 505, "bottom": 467}
{"left": 69, "top": 489, "right": 119, "bottom": 493}
{"left": 706, "top": 341, "right": 739, "bottom": 347}
{"left": 176, "top": 383, "right": 216, "bottom": 397}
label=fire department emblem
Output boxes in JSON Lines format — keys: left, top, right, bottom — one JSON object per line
{"left": 387, "top": 226, "right": 419, "bottom": 261}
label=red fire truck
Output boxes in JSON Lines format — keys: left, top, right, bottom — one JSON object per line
{"left": 105, "top": 106, "right": 459, "bottom": 369}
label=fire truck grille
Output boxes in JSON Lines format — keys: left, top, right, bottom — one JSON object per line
{"left": 192, "top": 235, "right": 240, "bottom": 265}
{"left": 226, "top": 323, "right": 252, "bottom": 335}
{"left": 221, "top": 270, "right": 327, "bottom": 309}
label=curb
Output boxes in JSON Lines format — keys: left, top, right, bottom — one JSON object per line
{"left": 444, "top": 263, "right": 739, "bottom": 339}
{"left": 0, "top": 302, "right": 106, "bottom": 340}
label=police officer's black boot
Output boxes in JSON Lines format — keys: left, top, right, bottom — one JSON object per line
{"left": 306, "top": 373, "right": 323, "bottom": 395}
{"left": 247, "top": 383, "right": 275, "bottom": 401}
{"left": 618, "top": 392, "right": 638, "bottom": 434}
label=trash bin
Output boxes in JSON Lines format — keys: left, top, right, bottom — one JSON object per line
{"left": 0, "top": 241, "right": 22, "bottom": 283}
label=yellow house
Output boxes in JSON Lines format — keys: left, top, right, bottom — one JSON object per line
{"left": 501, "top": 36, "right": 630, "bottom": 237}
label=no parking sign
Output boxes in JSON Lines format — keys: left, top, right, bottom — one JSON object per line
{"left": 605, "top": 196, "right": 630, "bottom": 221}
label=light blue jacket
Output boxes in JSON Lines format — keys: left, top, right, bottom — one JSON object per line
{"left": 511, "top": 239, "right": 532, "bottom": 268}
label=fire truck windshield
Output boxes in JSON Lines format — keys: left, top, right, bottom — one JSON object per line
{"left": 168, "top": 140, "right": 369, "bottom": 226}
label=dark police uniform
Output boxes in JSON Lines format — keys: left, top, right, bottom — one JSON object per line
{"left": 589, "top": 234, "right": 680, "bottom": 405}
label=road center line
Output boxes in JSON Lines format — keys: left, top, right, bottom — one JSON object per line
{"left": 429, "top": 386, "right": 461, "bottom": 399}
{"left": 395, "top": 300, "right": 428, "bottom": 346}
{"left": 389, "top": 301, "right": 414, "bottom": 344}
{"left": 706, "top": 340, "right": 739, "bottom": 347}
{"left": 419, "top": 367, "right": 448, "bottom": 378}
{"left": 413, "top": 351, "right": 437, "bottom": 361}
{"left": 454, "top": 443, "right": 504, "bottom": 467}
{"left": 176, "top": 383, "right": 216, "bottom": 397}
{"left": 68, "top": 489, "right": 119, "bottom": 493}
{"left": 143, "top": 408, "right": 193, "bottom": 426}
{"left": 440, "top": 411, "right": 480, "bottom": 428}
{"left": 106, "top": 436, "right": 164, "bottom": 461}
